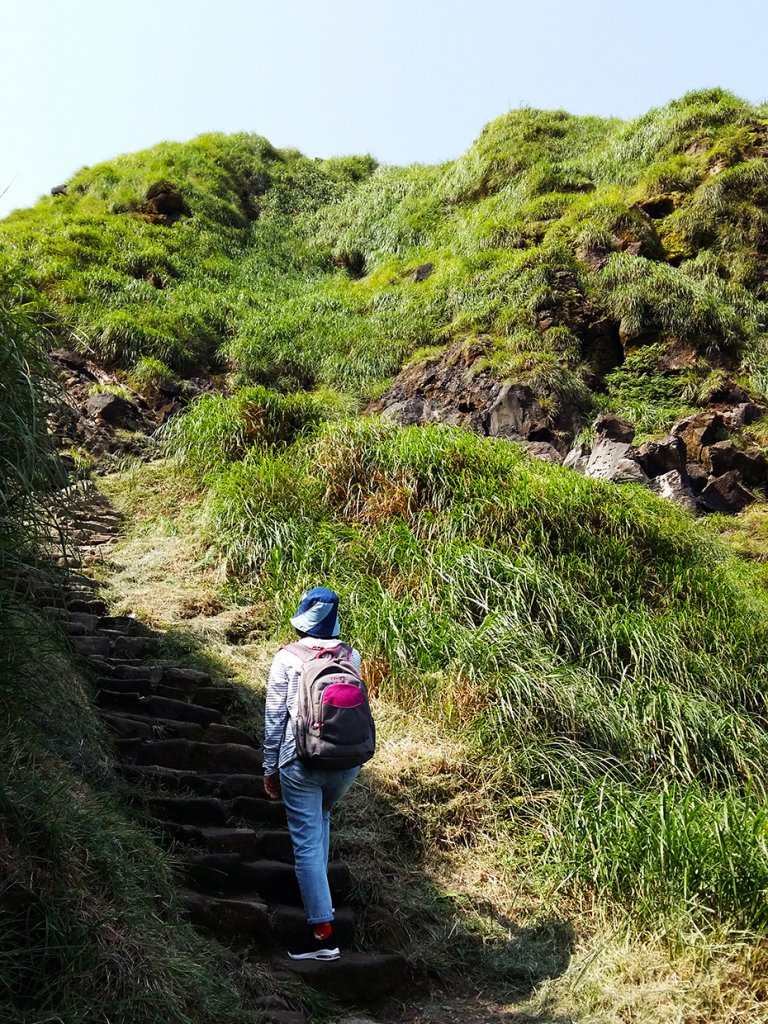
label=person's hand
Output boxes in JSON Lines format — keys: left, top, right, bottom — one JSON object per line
{"left": 263, "top": 772, "right": 281, "bottom": 801}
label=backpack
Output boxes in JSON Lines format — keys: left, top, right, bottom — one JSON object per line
{"left": 285, "top": 642, "right": 375, "bottom": 770}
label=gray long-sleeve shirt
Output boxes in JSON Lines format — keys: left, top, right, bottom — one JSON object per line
{"left": 262, "top": 637, "right": 362, "bottom": 775}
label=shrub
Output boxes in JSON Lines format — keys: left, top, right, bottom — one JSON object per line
{"left": 159, "top": 386, "right": 322, "bottom": 481}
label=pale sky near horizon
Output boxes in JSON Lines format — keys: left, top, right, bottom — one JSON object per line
{"left": 1, "top": 0, "right": 767, "bottom": 219}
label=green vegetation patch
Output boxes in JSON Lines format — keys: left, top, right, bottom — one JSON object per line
{"left": 188, "top": 417, "right": 768, "bottom": 931}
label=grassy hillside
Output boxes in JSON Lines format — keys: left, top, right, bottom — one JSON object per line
{"left": 161, "top": 406, "right": 768, "bottom": 933}
{"left": 2, "top": 88, "right": 768, "bottom": 432}
{"left": 4, "top": 88, "right": 768, "bottom": 1021}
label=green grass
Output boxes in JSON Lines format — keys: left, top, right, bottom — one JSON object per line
{"left": 187, "top": 416, "right": 768, "bottom": 932}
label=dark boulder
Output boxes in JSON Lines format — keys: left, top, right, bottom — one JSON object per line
{"left": 50, "top": 184, "right": 68, "bottom": 197}
{"left": 649, "top": 470, "right": 698, "bottom": 513}
{"left": 380, "top": 397, "right": 439, "bottom": 427}
{"left": 563, "top": 444, "right": 588, "bottom": 473}
{"left": 685, "top": 462, "right": 709, "bottom": 493}
{"left": 593, "top": 413, "right": 635, "bottom": 443}
{"left": 489, "top": 384, "right": 570, "bottom": 442}
{"left": 699, "top": 471, "right": 756, "bottom": 514}
{"left": 703, "top": 441, "right": 768, "bottom": 488}
{"left": 583, "top": 439, "right": 648, "bottom": 485}
{"left": 86, "top": 392, "right": 142, "bottom": 429}
{"left": 520, "top": 440, "right": 563, "bottom": 464}
{"left": 412, "top": 262, "right": 434, "bottom": 282}
{"left": 583, "top": 319, "right": 623, "bottom": 376}
{"left": 722, "top": 402, "right": 765, "bottom": 430}
{"left": 671, "top": 413, "right": 727, "bottom": 461}
{"left": 49, "top": 348, "right": 86, "bottom": 371}
{"left": 636, "top": 436, "right": 687, "bottom": 478}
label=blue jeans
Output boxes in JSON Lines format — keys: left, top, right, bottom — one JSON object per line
{"left": 279, "top": 759, "right": 360, "bottom": 925}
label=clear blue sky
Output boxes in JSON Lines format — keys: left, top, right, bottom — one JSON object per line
{"left": 1, "top": 0, "right": 767, "bottom": 218}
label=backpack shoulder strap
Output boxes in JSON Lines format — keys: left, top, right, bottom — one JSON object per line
{"left": 331, "top": 643, "right": 354, "bottom": 662}
{"left": 283, "top": 642, "right": 317, "bottom": 663}
{"left": 284, "top": 642, "right": 355, "bottom": 664}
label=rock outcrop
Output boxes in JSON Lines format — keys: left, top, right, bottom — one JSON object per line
{"left": 373, "top": 340, "right": 586, "bottom": 451}
{"left": 560, "top": 407, "right": 767, "bottom": 515}
{"left": 46, "top": 348, "right": 214, "bottom": 467}
{"left": 373, "top": 340, "right": 765, "bottom": 517}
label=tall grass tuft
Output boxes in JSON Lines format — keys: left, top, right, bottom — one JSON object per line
{"left": 0, "top": 288, "right": 67, "bottom": 574}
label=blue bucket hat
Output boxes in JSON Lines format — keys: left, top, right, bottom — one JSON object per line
{"left": 290, "top": 586, "right": 340, "bottom": 638}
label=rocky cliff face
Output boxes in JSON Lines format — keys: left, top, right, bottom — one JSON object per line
{"left": 373, "top": 345, "right": 767, "bottom": 515}
{"left": 369, "top": 339, "right": 585, "bottom": 461}
{"left": 46, "top": 349, "right": 218, "bottom": 471}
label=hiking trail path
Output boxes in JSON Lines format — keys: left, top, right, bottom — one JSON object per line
{"left": 31, "top": 481, "right": 416, "bottom": 1024}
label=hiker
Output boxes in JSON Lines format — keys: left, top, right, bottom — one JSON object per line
{"left": 262, "top": 586, "right": 375, "bottom": 961}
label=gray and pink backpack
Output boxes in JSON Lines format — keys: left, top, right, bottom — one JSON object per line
{"left": 285, "top": 643, "right": 376, "bottom": 770}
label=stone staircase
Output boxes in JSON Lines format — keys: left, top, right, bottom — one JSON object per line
{"left": 26, "top": 489, "right": 411, "bottom": 1022}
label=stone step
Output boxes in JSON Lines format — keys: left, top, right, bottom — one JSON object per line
{"left": 181, "top": 890, "right": 270, "bottom": 940}
{"left": 68, "top": 597, "right": 108, "bottom": 615}
{"left": 115, "top": 738, "right": 264, "bottom": 774}
{"left": 76, "top": 515, "right": 122, "bottom": 530}
{"left": 163, "top": 666, "right": 212, "bottom": 687}
{"left": 95, "top": 662, "right": 232, "bottom": 697}
{"left": 101, "top": 711, "right": 253, "bottom": 747}
{"left": 98, "top": 615, "right": 144, "bottom": 634}
{"left": 118, "top": 764, "right": 265, "bottom": 796}
{"left": 68, "top": 580, "right": 102, "bottom": 592}
{"left": 93, "top": 677, "right": 236, "bottom": 714}
{"left": 276, "top": 952, "right": 409, "bottom": 1006}
{"left": 70, "top": 531, "right": 116, "bottom": 545}
{"left": 63, "top": 621, "right": 88, "bottom": 636}
{"left": 180, "top": 892, "right": 355, "bottom": 949}
{"left": 34, "top": 589, "right": 100, "bottom": 610}
{"left": 72, "top": 635, "right": 112, "bottom": 658}
{"left": 113, "top": 635, "right": 160, "bottom": 658}
{"left": 100, "top": 712, "right": 246, "bottom": 744}
{"left": 94, "top": 691, "right": 222, "bottom": 726}
{"left": 173, "top": 823, "right": 292, "bottom": 864}
{"left": 94, "top": 679, "right": 188, "bottom": 701}
{"left": 71, "top": 634, "right": 158, "bottom": 659}
{"left": 68, "top": 611, "right": 101, "bottom": 630}
{"left": 162, "top": 821, "right": 290, "bottom": 856}
{"left": 175, "top": 855, "right": 351, "bottom": 905}
{"left": 101, "top": 663, "right": 165, "bottom": 682}
{"left": 147, "top": 794, "right": 284, "bottom": 828}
